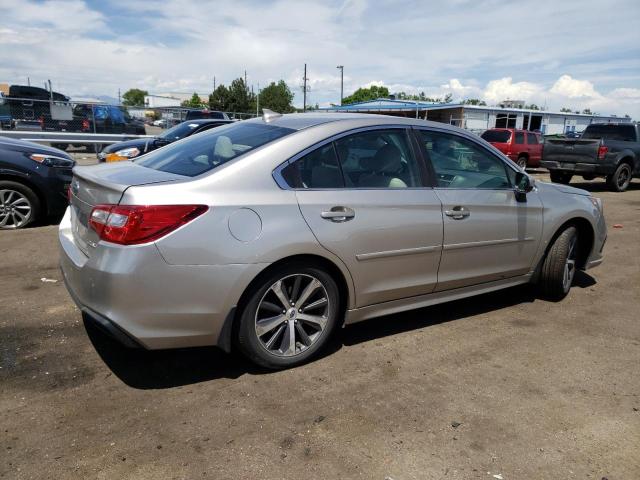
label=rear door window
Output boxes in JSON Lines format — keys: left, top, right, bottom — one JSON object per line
{"left": 527, "top": 133, "right": 538, "bottom": 144}
{"left": 334, "top": 129, "right": 422, "bottom": 188}
{"left": 481, "top": 130, "right": 511, "bottom": 143}
{"left": 515, "top": 132, "right": 525, "bottom": 144}
{"left": 137, "top": 122, "right": 294, "bottom": 177}
{"left": 582, "top": 124, "right": 637, "bottom": 141}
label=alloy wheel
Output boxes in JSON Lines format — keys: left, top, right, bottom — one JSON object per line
{"left": 0, "top": 189, "right": 32, "bottom": 229}
{"left": 517, "top": 158, "right": 527, "bottom": 169}
{"left": 617, "top": 165, "right": 631, "bottom": 190}
{"left": 562, "top": 234, "right": 578, "bottom": 291}
{"left": 255, "top": 274, "right": 330, "bottom": 357}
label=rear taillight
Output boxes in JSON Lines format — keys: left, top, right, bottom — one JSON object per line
{"left": 598, "top": 145, "right": 608, "bottom": 160}
{"left": 81, "top": 119, "right": 90, "bottom": 131}
{"left": 89, "top": 204, "right": 208, "bottom": 245}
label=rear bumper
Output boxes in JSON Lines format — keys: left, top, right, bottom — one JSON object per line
{"left": 540, "top": 160, "right": 615, "bottom": 175}
{"left": 58, "top": 208, "right": 265, "bottom": 350}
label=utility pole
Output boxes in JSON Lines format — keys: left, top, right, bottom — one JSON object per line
{"left": 256, "top": 82, "right": 260, "bottom": 116}
{"left": 336, "top": 65, "right": 344, "bottom": 105}
{"left": 48, "top": 79, "right": 53, "bottom": 102}
{"left": 213, "top": 76, "right": 216, "bottom": 91}
{"left": 244, "top": 70, "right": 247, "bottom": 90}
{"left": 27, "top": 77, "right": 30, "bottom": 86}
{"left": 302, "top": 63, "right": 308, "bottom": 112}
{"left": 118, "top": 88, "right": 121, "bottom": 105}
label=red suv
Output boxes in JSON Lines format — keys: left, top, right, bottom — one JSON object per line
{"left": 481, "top": 128, "right": 542, "bottom": 169}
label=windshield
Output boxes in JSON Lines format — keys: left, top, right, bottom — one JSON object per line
{"left": 481, "top": 130, "right": 511, "bottom": 143}
{"left": 136, "top": 122, "right": 295, "bottom": 177}
{"left": 582, "top": 124, "right": 636, "bottom": 141}
{"left": 159, "top": 121, "right": 202, "bottom": 142}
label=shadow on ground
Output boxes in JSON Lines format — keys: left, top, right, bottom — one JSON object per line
{"left": 87, "top": 272, "right": 595, "bottom": 390}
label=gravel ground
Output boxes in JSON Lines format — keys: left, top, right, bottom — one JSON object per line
{"left": 1, "top": 173, "right": 639, "bottom": 480}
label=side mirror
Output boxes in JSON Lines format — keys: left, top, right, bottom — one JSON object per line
{"left": 514, "top": 172, "right": 533, "bottom": 202}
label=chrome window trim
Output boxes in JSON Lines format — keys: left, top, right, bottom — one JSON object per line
{"left": 272, "top": 125, "right": 432, "bottom": 191}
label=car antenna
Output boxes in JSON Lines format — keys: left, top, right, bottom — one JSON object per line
{"left": 262, "top": 109, "right": 282, "bottom": 123}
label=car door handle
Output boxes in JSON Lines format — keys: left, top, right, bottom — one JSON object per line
{"left": 321, "top": 206, "right": 355, "bottom": 222}
{"left": 444, "top": 206, "right": 470, "bottom": 220}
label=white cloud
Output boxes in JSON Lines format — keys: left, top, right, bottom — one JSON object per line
{"left": 550, "top": 75, "right": 603, "bottom": 99}
{"left": 0, "top": 0, "right": 637, "bottom": 118}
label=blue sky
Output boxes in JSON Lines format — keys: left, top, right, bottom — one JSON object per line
{"left": 1, "top": 0, "right": 639, "bottom": 117}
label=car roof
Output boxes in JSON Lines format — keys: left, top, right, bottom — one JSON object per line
{"left": 243, "top": 112, "right": 464, "bottom": 132}
{"left": 181, "top": 118, "right": 232, "bottom": 125}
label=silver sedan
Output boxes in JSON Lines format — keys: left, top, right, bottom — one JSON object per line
{"left": 59, "top": 113, "right": 606, "bottom": 369}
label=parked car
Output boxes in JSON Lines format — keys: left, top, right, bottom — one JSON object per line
{"left": 183, "top": 109, "right": 229, "bottom": 121}
{"left": 97, "top": 118, "right": 233, "bottom": 162}
{"left": 542, "top": 123, "right": 640, "bottom": 191}
{"left": 481, "top": 128, "right": 542, "bottom": 169}
{"left": 60, "top": 113, "right": 606, "bottom": 369}
{"left": 0, "top": 137, "right": 74, "bottom": 229}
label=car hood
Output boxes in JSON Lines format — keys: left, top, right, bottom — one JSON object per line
{"left": 0, "top": 136, "right": 72, "bottom": 158}
{"left": 536, "top": 180, "right": 591, "bottom": 196}
{"left": 101, "top": 137, "right": 158, "bottom": 154}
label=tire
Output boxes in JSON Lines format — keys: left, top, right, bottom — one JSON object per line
{"left": 236, "top": 264, "right": 340, "bottom": 369}
{"left": 539, "top": 226, "right": 578, "bottom": 301}
{"left": 0, "top": 181, "right": 41, "bottom": 229}
{"left": 550, "top": 170, "right": 573, "bottom": 184}
{"left": 581, "top": 175, "right": 595, "bottom": 181}
{"left": 606, "top": 162, "right": 632, "bottom": 192}
{"left": 516, "top": 156, "right": 528, "bottom": 169}
{"left": 52, "top": 143, "right": 69, "bottom": 151}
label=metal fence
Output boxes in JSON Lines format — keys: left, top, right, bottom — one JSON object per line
{"left": 0, "top": 95, "right": 258, "bottom": 150}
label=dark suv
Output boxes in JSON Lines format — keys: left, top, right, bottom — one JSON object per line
{"left": 0, "top": 137, "right": 74, "bottom": 229}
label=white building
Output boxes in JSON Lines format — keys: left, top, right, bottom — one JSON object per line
{"left": 144, "top": 94, "right": 181, "bottom": 108}
{"left": 321, "top": 99, "right": 631, "bottom": 135}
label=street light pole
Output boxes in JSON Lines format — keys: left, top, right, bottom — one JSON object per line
{"left": 336, "top": 65, "right": 344, "bottom": 105}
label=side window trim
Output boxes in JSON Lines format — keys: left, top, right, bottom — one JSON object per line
{"left": 273, "top": 125, "right": 428, "bottom": 190}
{"left": 413, "top": 127, "right": 517, "bottom": 190}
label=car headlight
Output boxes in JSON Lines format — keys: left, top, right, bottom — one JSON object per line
{"left": 114, "top": 147, "right": 140, "bottom": 158}
{"left": 104, "top": 147, "right": 141, "bottom": 163}
{"left": 29, "top": 153, "right": 75, "bottom": 168}
{"left": 589, "top": 196, "right": 603, "bottom": 215}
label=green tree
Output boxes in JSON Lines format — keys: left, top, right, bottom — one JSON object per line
{"left": 524, "top": 103, "right": 540, "bottom": 110}
{"left": 209, "top": 85, "right": 231, "bottom": 111}
{"left": 462, "top": 98, "right": 487, "bottom": 106}
{"left": 341, "top": 85, "right": 390, "bottom": 105}
{"left": 182, "top": 92, "right": 203, "bottom": 108}
{"left": 122, "top": 88, "right": 148, "bottom": 106}
{"left": 582, "top": 108, "right": 593, "bottom": 115}
{"left": 559, "top": 107, "right": 573, "bottom": 113}
{"left": 227, "top": 77, "right": 253, "bottom": 113}
{"left": 256, "top": 80, "right": 295, "bottom": 113}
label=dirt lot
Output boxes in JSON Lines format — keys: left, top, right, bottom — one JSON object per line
{"left": 1, "top": 173, "right": 639, "bottom": 480}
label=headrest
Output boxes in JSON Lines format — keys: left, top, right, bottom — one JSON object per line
{"left": 362, "top": 144, "right": 402, "bottom": 173}
{"left": 214, "top": 136, "right": 234, "bottom": 159}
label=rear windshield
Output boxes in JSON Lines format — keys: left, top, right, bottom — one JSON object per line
{"left": 136, "top": 122, "right": 295, "bottom": 177}
{"left": 481, "top": 130, "right": 511, "bottom": 143}
{"left": 158, "top": 121, "right": 202, "bottom": 141}
{"left": 582, "top": 124, "right": 637, "bottom": 142}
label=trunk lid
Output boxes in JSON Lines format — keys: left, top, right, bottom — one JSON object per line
{"left": 69, "top": 162, "right": 185, "bottom": 255}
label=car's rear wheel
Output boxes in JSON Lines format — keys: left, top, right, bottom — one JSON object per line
{"left": 0, "top": 181, "right": 40, "bottom": 229}
{"left": 539, "top": 226, "right": 578, "bottom": 301}
{"left": 550, "top": 171, "right": 573, "bottom": 184}
{"left": 237, "top": 265, "right": 340, "bottom": 369}
{"left": 516, "top": 156, "right": 528, "bottom": 169}
{"left": 606, "top": 162, "right": 632, "bottom": 192}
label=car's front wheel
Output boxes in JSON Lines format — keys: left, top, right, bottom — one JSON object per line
{"left": 0, "top": 181, "right": 40, "bottom": 229}
{"left": 539, "top": 226, "right": 578, "bottom": 301}
{"left": 237, "top": 265, "right": 340, "bottom": 369}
